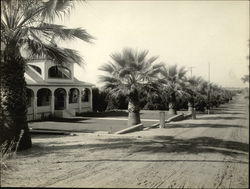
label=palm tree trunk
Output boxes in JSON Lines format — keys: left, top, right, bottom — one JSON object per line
{"left": 0, "top": 44, "right": 32, "bottom": 151}
{"left": 188, "top": 96, "right": 194, "bottom": 112}
{"left": 127, "top": 88, "right": 141, "bottom": 126}
{"left": 127, "top": 101, "right": 141, "bottom": 126}
{"left": 168, "top": 93, "right": 177, "bottom": 115}
{"left": 188, "top": 101, "right": 193, "bottom": 112}
{"left": 168, "top": 102, "right": 177, "bottom": 115}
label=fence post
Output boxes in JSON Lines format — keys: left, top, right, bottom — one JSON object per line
{"left": 159, "top": 111, "right": 165, "bottom": 128}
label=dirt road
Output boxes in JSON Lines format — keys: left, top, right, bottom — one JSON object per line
{"left": 2, "top": 94, "right": 248, "bottom": 188}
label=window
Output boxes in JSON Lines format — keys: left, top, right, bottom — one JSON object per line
{"left": 48, "top": 66, "right": 71, "bottom": 79}
{"left": 30, "top": 65, "right": 42, "bottom": 75}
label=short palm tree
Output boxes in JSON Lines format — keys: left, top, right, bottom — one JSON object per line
{"left": 99, "top": 48, "right": 164, "bottom": 126}
{"left": 195, "top": 78, "right": 210, "bottom": 111}
{"left": 209, "top": 83, "right": 226, "bottom": 108}
{"left": 0, "top": 0, "right": 93, "bottom": 150}
{"left": 186, "top": 76, "right": 204, "bottom": 112}
{"left": 159, "top": 64, "right": 188, "bottom": 115}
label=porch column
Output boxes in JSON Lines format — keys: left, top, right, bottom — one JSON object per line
{"left": 33, "top": 96, "right": 37, "bottom": 120}
{"left": 65, "top": 90, "right": 69, "bottom": 110}
{"left": 78, "top": 88, "right": 82, "bottom": 113}
{"left": 51, "top": 94, "right": 55, "bottom": 115}
{"left": 89, "top": 87, "right": 93, "bottom": 111}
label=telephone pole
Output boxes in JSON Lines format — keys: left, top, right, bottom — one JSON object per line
{"left": 188, "top": 66, "right": 195, "bottom": 77}
{"left": 207, "top": 62, "right": 210, "bottom": 114}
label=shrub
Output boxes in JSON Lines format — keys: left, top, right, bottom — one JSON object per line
{"left": 92, "top": 87, "right": 108, "bottom": 112}
{"left": 0, "top": 130, "right": 24, "bottom": 175}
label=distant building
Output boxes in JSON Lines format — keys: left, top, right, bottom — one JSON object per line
{"left": 25, "top": 59, "right": 93, "bottom": 121}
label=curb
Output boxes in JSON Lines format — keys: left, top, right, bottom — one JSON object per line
{"left": 30, "top": 128, "right": 71, "bottom": 135}
{"left": 115, "top": 123, "right": 144, "bottom": 134}
{"left": 147, "top": 113, "right": 193, "bottom": 130}
{"left": 166, "top": 113, "right": 184, "bottom": 122}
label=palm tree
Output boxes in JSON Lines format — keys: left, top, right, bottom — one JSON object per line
{"left": 0, "top": 0, "right": 93, "bottom": 150}
{"left": 159, "top": 64, "right": 188, "bottom": 115}
{"left": 186, "top": 76, "right": 204, "bottom": 112}
{"left": 99, "top": 48, "right": 164, "bottom": 126}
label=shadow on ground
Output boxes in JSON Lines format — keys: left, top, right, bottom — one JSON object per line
{"left": 166, "top": 123, "right": 245, "bottom": 129}
{"left": 20, "top": 135, "right": 249, "bottom": 158}
{"left": 78, "top": 111, "right": 128, "bottom": 117}
{"left": 196, "top": 116, "right": 245, "bottom": 120}
{"left": 214, "top": 111, "right": 245, "bottom": 115}
{"left": 29, "top": 117, "right": 91, "bottom": 123}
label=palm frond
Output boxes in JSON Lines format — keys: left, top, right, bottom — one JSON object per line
{"left": 110, "top": 53, "right": 126, "bottom": 68}
{"left": 122, "top": 48, "right": 135, "bottom": 64}
{"left": 40, "top": 0, "right": 80, "bottom": 22}
{"left": 176, "top": 89, "right": 189, "bottom": 98}
{"left": 23, "top": 37, "right": 83, "bottom": 65}
{"left": 147, "top": 56, "right": 159, "bottom": 65}
{"left": 99, "top": 48, "right": 163, "bottom": 98}
{"left": 16, "top": 3, "right": 44, "bottom": 28}
{"left": 178, "top": 66, "right": 187, "bottom": 79}
{"left": 168, "top": 64, "right": 178, "bottom": 77}
{"left": 118, "top": 68, "right": 133, "bottom": 78}
{"left": 137, "top": 50, "right": 149, "bottom": 63}
{"left": 99, "top": 63, "right": 115, "bottom": 73}
{"left": 30, "top": 23, "right": 94, "bottom": 43}
{"left": 99, "top": 75, "right": 120, "bottom": 84}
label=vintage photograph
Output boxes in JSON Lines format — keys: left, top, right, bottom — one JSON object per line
{"left": 1, "top": 0, "right": 249, "bottom": 188}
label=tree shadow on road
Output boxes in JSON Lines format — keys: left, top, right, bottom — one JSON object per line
{"left": 29, "top": 117, "right": 91, "bottom": 123}
{"left": 212, "top": 107, "right": 247, "bottom": 113}
{"left": 166, "top": 123, "right": 245, "bottom": 129}
{"left": 96, "top": 136, "right": 249, "bottom": 157}
{"left": 215, "top": 112, "right": 245, "bottom": 115}
{"left": 195, "top": 116, "right": 245, "bottom": 120}
{"left": 20, "top": 135, "right": 249, "bottom": 159}
{"left": 78, "top": 111, "right": 128, "bottom": 117}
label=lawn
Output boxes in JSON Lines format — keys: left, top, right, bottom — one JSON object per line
{"left": 29, "top": 110, "right": 191, "bottom": 134}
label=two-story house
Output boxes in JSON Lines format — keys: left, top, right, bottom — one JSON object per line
{"left": 25, "top": 59, "right": 93, "bottom": 121}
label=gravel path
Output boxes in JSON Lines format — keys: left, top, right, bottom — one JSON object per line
{"left": 2, "top": 94, "right": 248, "bottom": 188}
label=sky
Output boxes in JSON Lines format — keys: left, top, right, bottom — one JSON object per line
{"left": 56, "top": 1, "right": 249, "bottom": 88}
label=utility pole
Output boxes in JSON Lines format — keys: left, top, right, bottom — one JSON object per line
{"left": 188, "top": 66, "right": 196, "bottom": 119}
{"left": 188, "top": 66, "right": 195, "bottom": 77}
{"left": 207, "top": 62, "right": 210, "bottom": 114}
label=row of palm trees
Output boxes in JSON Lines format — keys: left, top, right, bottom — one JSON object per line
{"left": 99, "top": 48, "right": 236, "bottom": 126}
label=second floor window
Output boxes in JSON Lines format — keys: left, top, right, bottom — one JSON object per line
{"left": 48, "top": 66, "right": 71, "bottom": 79}
{"left": 29, "top": 65, "right": 42, "bottom": 75}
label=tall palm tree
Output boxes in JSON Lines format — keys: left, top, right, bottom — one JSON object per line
{"left": 99, "top": 48, "right": 164, "bottom": 126}
{"left": 159, "top": 64, "right": 188, "bottom": 115}
{"left": 0, "top": 0, "right": 93, "bottom": 150}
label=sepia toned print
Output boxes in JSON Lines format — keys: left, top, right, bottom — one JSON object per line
{"left": 1, "top": 0, "right": 249, "bottom": 188}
